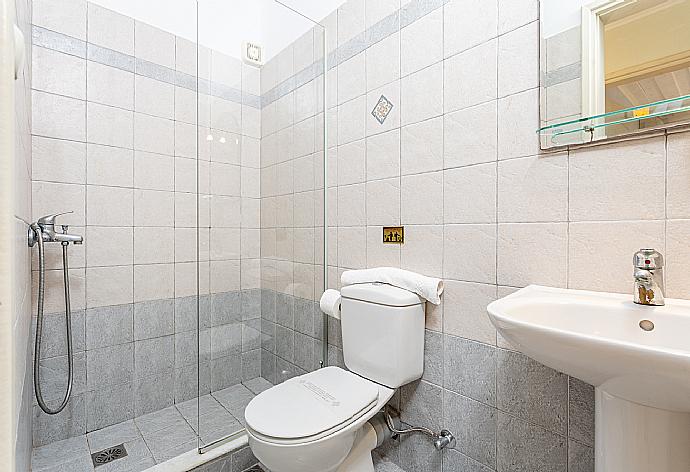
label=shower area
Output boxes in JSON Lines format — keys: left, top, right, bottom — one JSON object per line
{"left": 24, "top": 0, "right": 328, "bottom": 469}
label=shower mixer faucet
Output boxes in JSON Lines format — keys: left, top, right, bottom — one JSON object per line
{"left": 28, "top": 212, "right": 83, "bottom": 246}
{"left": 28, "top": 212, "right": 83, "bottom": 415}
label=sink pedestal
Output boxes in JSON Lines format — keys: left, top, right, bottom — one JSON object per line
{"left": 596, "top": 389, "right": 690, "bottom": 472}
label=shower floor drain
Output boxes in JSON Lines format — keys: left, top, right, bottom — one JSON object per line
{"left": 91, "top": 444, "right": 128, "bottom": 467}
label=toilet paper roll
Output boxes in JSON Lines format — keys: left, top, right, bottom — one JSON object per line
{"left": 320, "top": 289, "right": 341, "bottom": 319}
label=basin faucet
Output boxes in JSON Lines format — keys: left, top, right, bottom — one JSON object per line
{"left": 633, "top": 249, "right": 664, "bottom": 306}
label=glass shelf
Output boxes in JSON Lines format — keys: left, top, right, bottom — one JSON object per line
{"left": 539, "top": 94, "right": 690, "bottom": 146}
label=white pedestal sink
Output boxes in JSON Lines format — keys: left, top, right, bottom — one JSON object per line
{"left": 487, "top": 285, "right": 690, "bottom": 472}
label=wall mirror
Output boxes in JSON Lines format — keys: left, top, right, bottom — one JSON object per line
{"left": 540, "top": 0, "right": 690, "bottom": 148}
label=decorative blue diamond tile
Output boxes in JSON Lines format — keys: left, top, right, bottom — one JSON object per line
{"left": 372, "top": 95, "right": 394, "bottom": 124}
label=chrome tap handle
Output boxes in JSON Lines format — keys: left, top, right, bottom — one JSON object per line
{"left": 633, "top": 249, "right": 664, "bottom": 270}
{"left": 37, "top": 211, "right": 73, "bottom": 228}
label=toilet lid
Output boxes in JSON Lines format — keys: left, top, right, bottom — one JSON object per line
{"left": 244, "top": 367, "right": 380, "bottom": 440}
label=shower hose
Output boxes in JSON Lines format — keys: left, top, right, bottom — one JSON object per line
{"left": 31, "top": 223, "right": 74, "bottom": 415}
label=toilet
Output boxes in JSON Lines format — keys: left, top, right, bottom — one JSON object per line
{"left": 245, "top": 283, "right": 426, "bottom": 472}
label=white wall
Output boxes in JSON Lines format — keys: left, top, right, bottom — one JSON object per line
{"left": 90, "top": 0, "right": 344, "bottom": 60}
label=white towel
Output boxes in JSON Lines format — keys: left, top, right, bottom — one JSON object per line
{"left": 341, "top": 267, "right": 444, "bottom": 305}
{"left": 320, "top": 289, "right": 341, "bottom": 319}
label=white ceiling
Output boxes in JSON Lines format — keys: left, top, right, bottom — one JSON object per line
{"left": 90, "top": 0, "right": 345, "bottom": 60}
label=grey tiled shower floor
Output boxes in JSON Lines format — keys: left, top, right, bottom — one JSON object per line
{"left": 31, "top": 378, "right": 273, "bottom": 472}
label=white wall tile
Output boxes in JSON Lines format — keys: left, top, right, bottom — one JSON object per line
{"left": 570, "top": 137, "right": 665, "bottom": 221}
{"left": 135, "top": 21, "right": 175, "bottom": 68}
{"left": 366, "top": 81, "right": 400, "bottom": 136}
{"left": 33, "top": 136, "right": 86, "bottom": 184}
{"left": 32, "top": 47, "right": 86, "bottom": 99}
{"left": 444, "top": 163, "right": 497, "bottom": 224}
{"left": 338, "top": 184, "right": 366, "bottom": 226}
{"left": 86, "top": 144, "right": 133, "bottom": 187}
{"left": 135, "top": 76, "right": 174, "bottom": 119}
{"left": 32, "top": 182, "right": 85, "bottom": 227}
{"left": 497, "top": 223, "right": 567, "bottom": 287}
{"left": 32, "top": 268, "right": 86, "bottom": 312}
{"left": 366, "top": 0, "right": 399, "bottom": 28}
{"left": 32, "top": 91, "right": 86, "bottom": 142}
{"left": 87, "top": 62, "right": 134, "bottom": 110}
{"left": 366, "top": 32, "right": 400, "bottom": 92}
{"left": 366, "top": 178, "right": 400, "bottom": 226}
{"left": 401, "top": 8, "right": 443, "bottom": 77}
{"left": 134, "top": 264, "right": 174, "bottom": 302}
{"left": 174, "top": 86, "right": 196, "bottom": 124}
{"left": 134, "top": 152, "right": 174, "bottom": 191}
{"left": 33, "top": 0, "right": 87, "bottom": 39}
{"left": 87, "top": 4, "right": 134, "bottom": 55}
{"left": 337, "top": 226, "right": 367, "bottom": 269}
{"left": 338, "top": 0, "right": 366, "bottom": 46}
{"left": 498, "top": 22, "right": 539, "bottom": 97}
{"left": 86, "top": 265, "right": 133, "bottom": 308}
{"left": 401, "top": 116, "right": 443, "bottom": 175}
{"left": 338, "top": 52, "right": 366, "bottom": 105}
{"left": 444, "top": 40, "right": 497, "bottom": 113}
{"left": 133, "top": 113, "right": 174, "bottom": 155}
{"left": 87, "top": 103, "right": 133, "bottom": 148}
{"left": 339, "top": 95, "right": 367, "bottom": 144}
{"left": 134, "top": 227, "right": 174, "bottom": 264}
{"left": 401, "top": 171, "right": 443, "bottom": 225}
{"left": 134, "top": 190, "right": 175, "bottom": 227}
{"left": 666, "top": 133, "right": 690, "bottom": 219}
{"left": 174, "top": 122, "right": 197, "bottom": 159}
{"left": 444, "top": 0, "right": 498, "bottom": 58}
{"left": 497, "top": 88, "right": 539, "bottom": 160}
{"left": 86, "top": 185, "right": 133, "bottom": 226}
{"left": 86, "top": 227, "right": 133, "bottom": 267}
{"left": 175, "top": 37, "right": 196, "bottom": 76}
{"left": 209, "top": 163, "right": 241, "bottom": 196}
{"left": 401, "top": 225, "right": 443, "bottom": 278}
{"left": 498, "top": 154, "right": 567, "bottom": 223}
{"left": 366, "top": 129, "right": 400, "bottom": 181}
{"left": 401, "top": 62, "right": 443, "bottom": 126}
{"left": 338, "top": 139, "right": 366, "bottom": 185}
{"left": 443, "top": 280, "right": 497, "bottom": 344}
{"left": 444, "top": 101, "right": 497, "bottom": 168}
{"left": 569, "top": 221, "right": 665, "bottom": 294}
{"left": 498, "top": 0, "right": 538, "bottom": 34}
{"left": 444, "top": 224, "right": 497, "bottom": 284}
{"left": 209, "top": 260, "right": 241, "bottom": 293}
{"left": 210, "top": 196, "right": 242, "bottom": 227}
{"left": 666, "top": 219, "right": 690, "bottom": 299}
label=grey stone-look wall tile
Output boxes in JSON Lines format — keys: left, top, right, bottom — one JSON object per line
{"left": 328, "top": 344, "right": 345, "bottom": 369}
{"left": 444, "top": 335, "right": 496, "bottom": 406}
{"left": 496, "top": 349, "right": 568, "bottom": 435}
{"left": 275, "top": 293, "right": 295, "bottom": 329}
{"left": 85, "top": 304, "right": 133, "bottom": 350}
{"left": 86, "top": 382, "right": 134, "bottom": 431}
{"left": 423, "top": 329, "right": 442, "bottom": 385}
{"left": 86, "top": 343, "right": 134, "bottom": 389}
{"left": 134, "top": 335, "right": 174, "bottom": 378}
{"left": 34, "top": 309, "right": 86, "bottom": 358}
{"left": 443, "top": 390, "right": 496, "bottom": 468}
{"left": 261, "top": 349, "right": 277, "bottom": 385}
{"left": 398, "top": 426, "right": 442, "bottom": 472}
{"left": 242, "top": 349, "right": 262, "bottom": 381}
{"left": 211, "top": 355, "right": 242, "bottom": 391}
{"left": 135, "top": 57, "right": 176, "bottom": 84}
{"left": 175, "top": 296, "right": 198, "bottom": 333}
{"left": 242, "top": 318, "right": 262, "bottom": 352}
{"left": 313, "top": 302, "right": 325, "bottom": 341}
{"left": 32, "top": 393, "right": 86, "bottom": 447}
{"left": 242, "top": 289, "right": 262, "bottom": 320}
{"left": 210, "top": 323, "right": 242, "bottom": 359}
{"left": 134, "top": 298, "right": 174, "bottom": 340}
{"left": 87, "top": 43, "right": 135, "bottom": 72}
{"left": 175, "top": 362, "right": 211, "bottom": 403}
{"left": 175, "top": 330, "right": 199, "bottom": 368}
{"left": 275, "top": 324, "right": 295, "bottom": 363}
{"left": 442, "top": 449, "right": 494, "bottom": 472}
{"left": 261, "top": 289, "right": 276, "bottom": 322}
{"left": 232, "top": 446, "right": 258, "bottom": 472}
{"left": 212, "top": 291, "right": 242, "bottom": 326}
{"left": 568, "top": 439, "right": 594, "bottom": 472}
{"left": 35, "top": 352, "right": 87, "bottom": 404}
{"left": 275, "top": 357, "right": 305, "bottom": 384}
{"left": 134, "top": 371, "right": 174, "bottom": 417}
{"left": 294, "top": 332, "right": 317, "bottom": 372}
{"left": 568, "top": 377, "right": 595, "bottom": 446}
{"left": 400, "top": 380, "right": 443, "bottom": 431}
{"left": 261, "top": 319, "right": 276, "bottom": 353}
{"left": 327, "top": 316, "right": 342, "bottom": 348}
{"left": 294, "top": 297, "right": 315, "bottom": 336}
{"left": 496, "top": 412, "right": 567, "bottom": 472}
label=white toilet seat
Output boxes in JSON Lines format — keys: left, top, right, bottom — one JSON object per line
{"left": 245, "top": 367, "right": 383, "bottom": 446}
